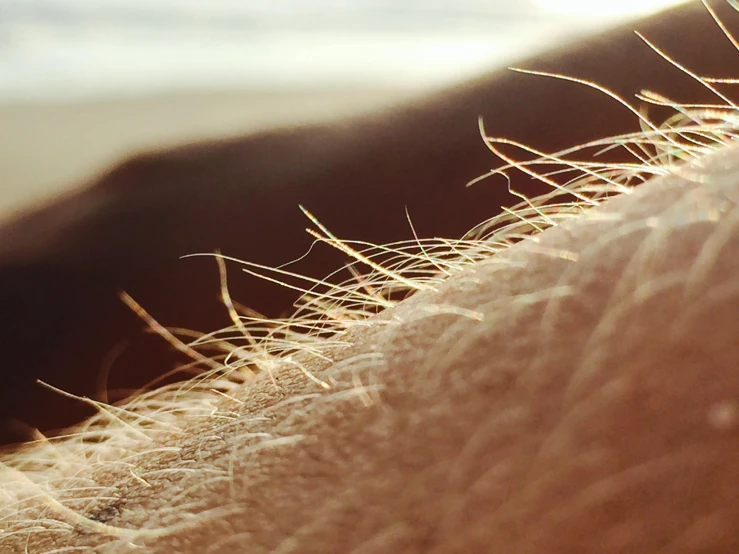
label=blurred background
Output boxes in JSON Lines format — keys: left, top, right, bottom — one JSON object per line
{"left": 0, "top": 0, "right": 686, "bottom": 215}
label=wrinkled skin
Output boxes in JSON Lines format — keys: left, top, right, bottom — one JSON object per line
{"left": 3, "top": 1, "right": 739, "bottom": 552}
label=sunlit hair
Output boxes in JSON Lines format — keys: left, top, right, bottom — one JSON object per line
{"left": 1, "top": 0, "right": 738, "bottom": 549}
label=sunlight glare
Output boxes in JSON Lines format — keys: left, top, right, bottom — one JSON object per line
{"left": 533, "top": 0, "right": 688, "bottom": 19}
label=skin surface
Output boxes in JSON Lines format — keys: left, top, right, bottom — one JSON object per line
{"left": 1, "top": 0, "right": 738, "bottom": 443}
{"left": 2, "top": 1, "right": 739, "bottom": 552}
{"left": 4, "top": 113, "right": 739, "bottom": 554}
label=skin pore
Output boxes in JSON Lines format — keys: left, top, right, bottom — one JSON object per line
{"left": 3, "top": 0, "right": 739, "bottom": 552}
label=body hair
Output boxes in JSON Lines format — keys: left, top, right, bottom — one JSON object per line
{"left": 2, "top": 1, "right": 739, "bottom": 551}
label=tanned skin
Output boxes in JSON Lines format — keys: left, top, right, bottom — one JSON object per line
{"left": 4, "top": 2, "right": 739, "bottom": 552}
{"left": 3, "top": 1, "right": 739, "bottom": 552}
{"left": 0, "top": 0, "right": 736, "bottom": 445}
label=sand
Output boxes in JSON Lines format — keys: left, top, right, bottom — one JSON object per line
{"left": 0, "top": 87, "right": 418, "bottom": 219}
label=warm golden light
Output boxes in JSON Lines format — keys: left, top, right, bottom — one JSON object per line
{"left": 533, "top": 0, "right": 688, "bottom": 18}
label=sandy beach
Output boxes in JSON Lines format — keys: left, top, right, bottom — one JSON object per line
{"left": 0, "top": 1, "right": 684, "bottom": 219}
{"left": 0, "top": 87, "right": 419, "bottom": 218}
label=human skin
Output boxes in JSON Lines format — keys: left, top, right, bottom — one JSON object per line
{"left": 4, "top": 109, "right": 739, "bottom": 554}
{"left": 3, "top": 1, "right": 739, "bottom": 552}
{"left": 0, "top": 0, "right": 737, "bottom": 443}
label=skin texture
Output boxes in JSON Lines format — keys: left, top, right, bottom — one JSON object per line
{"left": 2, "top": 1, "right": 739, "bottom": 552}
{"left": 1, "top": 0, "right": 738, "bottom": 443}
{"left": 4, "top": 107, "right": 739, "bottom": 554}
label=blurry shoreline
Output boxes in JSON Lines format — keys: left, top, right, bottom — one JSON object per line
{"left": 0, "top": 0, "right": 687, "bottom": 217}
{"left": 0, "top": 87, "right": 419, "bottom": 217}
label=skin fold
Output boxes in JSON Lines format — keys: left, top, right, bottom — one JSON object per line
{"left": 2, "top": 0, "right": 739, "bottom": 552}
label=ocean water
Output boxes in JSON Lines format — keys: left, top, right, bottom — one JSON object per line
{"left": 0, "top": 0, "right": 685, "bottom": 102}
